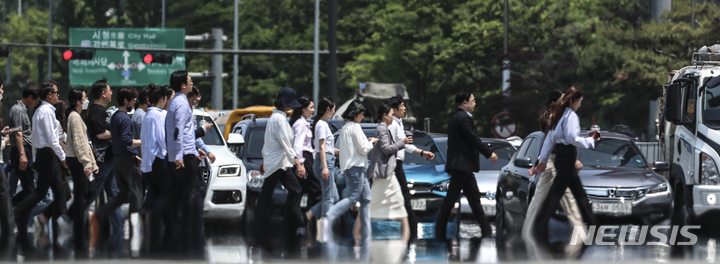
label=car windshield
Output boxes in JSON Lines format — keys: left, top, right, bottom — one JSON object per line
{"left": 577, "top": 138, "right": 646, "bottom": 168}
{"left": 246, "top": 127, "right": 265, "bottom": 159}
{"left": 479, "top": 145, "right": 515, "bottom": 170}
{"left": 196, "top": 116, "right": 223, "bottom": 146}
{"left": 403, "top": 134, "right": 445, "bottom": 165}
{"left": 704, "top": 81, "right": 720, "bottom": 127}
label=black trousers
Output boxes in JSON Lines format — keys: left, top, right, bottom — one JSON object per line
{"left": 10, "top": 145, "right": 34, "bottom": 205}
{"left": 298, "top": 151, "right": 322, "bottom": 214}
{"left": 255, "top": 168, "right": 303, "bottom": 250}
{"left": 435, "top": 171, "right": 490, "bottom": 240}
{"left": 0, "top": 164, "right": 15, "bottom": 260}
{"left": 533, "top": 144, "right": 596, "bottom": 250}
{"left": 175, "top": 154, "right": 203, "bottom": 257}
{"left": 395, "top": 161, "right": 418, "bottom": 242}
{"left": 142, "top": 157, "right": 168, "bottom": 254}
{"left": 67, "top": 157, "right": 96, "bottom": 259}
{"left": 97, "top": 155, "right": 142, "bottom": 220}
{"left": 13, "top": 148, "right": 66, "bottom": 251}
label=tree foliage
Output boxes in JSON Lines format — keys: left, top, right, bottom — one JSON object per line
{"left": 0, "top": 0, "right": 718, "bottom": 139}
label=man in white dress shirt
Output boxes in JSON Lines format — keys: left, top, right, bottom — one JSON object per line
{"left": 386, "top": 95, "right": 434, "bottom": 243}
{"left": 13, "top": 81, "right": 68, "bottom": 256}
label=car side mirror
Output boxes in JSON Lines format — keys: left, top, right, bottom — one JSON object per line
{"left": 666, "top": 83, "right": 683, "bottom": 124}
{"left": 514, "top": 157, "right": 533, "bottom": 168}
{"left": 227, "top": 133, "right": 245, "bottom": 158}
{"left": 227, "top": 133, "right": 245, "bottom": 145}
{"left": 653, "top": 161, "right": 669, "bottom": 172}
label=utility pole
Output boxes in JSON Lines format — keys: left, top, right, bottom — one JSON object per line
{"left": 162, "top": 0, "right": 166, "bottom": 28}
{"left": 327, "top": 0, "right": 337, "bottom": 101}
{"left": 18, "top": 0, "right": 21, "bottom": 16}
{"left": 212, "top": 28, "right": 223, "bottom": 110}
{"left": 502, "top": 0, "right": 510, "bottom": 96}
{"left": 312, "top": 0, "right": 320, "bottom": 105}
{"left": 48, "top": 0, "right": 53, "bottom": 80}
{"left": 691, "top": 0, "right": 695, "bottom": 29}
{"left": 233, "top": 0, "right": 239, "bottom": 109}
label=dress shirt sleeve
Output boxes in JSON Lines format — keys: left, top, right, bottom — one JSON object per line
{"left": 393, "top": 122, "right": 417, "bottom": 154}
{"left": 196, "top": 137, "right": 210, "bottom": 154}
{"left": 273, "top": 121, "right": 297, "bottom": 162}
{"left": 538, "top": 130, "right": 556, "bottom": 164}
{"left": 157, "top": 113, "right": 168, "bottom": 155}
{"left": 352, "top": 124, "right": 374, "bottom": 156}
{"left": 565, "top": 112, "right": 595, "bottom": 150}
{"left": 180, "top": 106, "right": 196, "bottom": 159}
{"left": 45, "top": 109, "right": 65, "bottom": 161}
{"left": 292, "top": 121, "right": 306, "bottom": 163}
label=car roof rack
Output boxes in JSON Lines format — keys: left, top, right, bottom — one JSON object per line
{"left": 692, "top": 52, "right": 720, "bottom": 66}
{"left": 240, "top": 114, "right": 257, "bottom": 126}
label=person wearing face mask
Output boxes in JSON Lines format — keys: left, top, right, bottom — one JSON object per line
{"left": 8, "top": 85, "right": 40, "bottom": 207}
{"left": 64, "top": 88, "right": 99, "bottom": 259}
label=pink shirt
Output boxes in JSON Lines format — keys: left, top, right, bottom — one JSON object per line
{"left": 292, "top": 117, "right": 313, "bottom": 163}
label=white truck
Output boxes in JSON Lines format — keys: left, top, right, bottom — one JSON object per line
{"left": 659, "top": 51, "right": 720, "bottom": 227}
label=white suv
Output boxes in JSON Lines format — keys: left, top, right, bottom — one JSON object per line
{"left": 195, "top": 109, "right": 247, "bottom": 220}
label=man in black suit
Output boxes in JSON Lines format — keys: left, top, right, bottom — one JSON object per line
{"left": 435, "top": 89, "right": 497, "bottom": 240}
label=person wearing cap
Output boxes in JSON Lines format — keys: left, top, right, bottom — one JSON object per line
{"left": 256, "top": 87, "right": 306, "bottom": 254}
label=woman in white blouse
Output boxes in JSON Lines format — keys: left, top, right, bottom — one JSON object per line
{"left": 321, "top": 100, "right": 377, "bottom": 260}
{"left": 528, "top": 87, "right": 600, "bottom": 256}
{"left": 290, "top": 96, "right": 323, "bottom": 227}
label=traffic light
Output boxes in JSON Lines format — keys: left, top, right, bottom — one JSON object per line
{"left": 62, "top": 49, "right": 94, "bottom": 60}
{"left": 0, "top": 47, "right": 8, "bottom": 57}
{"left": 141, "top": 53, "right": 173, "bottom": 64}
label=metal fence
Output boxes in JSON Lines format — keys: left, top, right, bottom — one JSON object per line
{"left": 636, "top": 142, "right": 663, "bottom": 163}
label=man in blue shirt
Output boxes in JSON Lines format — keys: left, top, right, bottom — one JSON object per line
{"left": 166, "top": 70, "right": 204, "bottom": 258}
{"left": 91, "top": 86, "right": 143, "bottom": 256}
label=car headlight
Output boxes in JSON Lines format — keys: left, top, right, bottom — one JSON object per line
{"left": 247, "top": 170, "right": 264, "bottom": 188}
{"left": 433, "top": 180, "right": 451, "bottom": 192}
{"left": 701, "top": 152, "right": 720, "bottom": 185}
{"left": 218, "top": 165, "right": 241, "bottom": 177}
{"left": 647, "top": 183, "right": 669, "bottom": 194}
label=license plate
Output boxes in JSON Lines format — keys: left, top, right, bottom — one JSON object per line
{"left": 592, "top": 202, "right": 632, "bottom": 215}
{"left": 482, "top": 204, "right": 496, "bottom": 216}
{"left": 411, "top": 199, "right": 427, "bottom": 211}
{"left": 300, "top": 194, "right": 308, "bottom": 208}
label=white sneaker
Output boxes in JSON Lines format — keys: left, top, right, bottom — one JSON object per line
{"left": 322, "top": 217, "right": 333, "bottom": 244}
{"left": 316, "top": 217, "right": 324, "bottom": 243}
{"left": 130, "top": 213, "right": 142, "bottom": 257}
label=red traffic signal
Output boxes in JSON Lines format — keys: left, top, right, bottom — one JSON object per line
{"left": 143, "top": 54, "right": 154, "bottom": 64}
{"left": 141, "top": 53, "right": 173, "bottom": 64}
{"left": 62, "top": 50, "right": 93, "bottom": 60}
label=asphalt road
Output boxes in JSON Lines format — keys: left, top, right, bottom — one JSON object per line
{"left": 17, "top": 216, "right": 720, "bottom": 262}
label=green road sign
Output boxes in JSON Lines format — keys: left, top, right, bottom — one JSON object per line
{"left": 68, "top": 28, "right": 186, "bottom": 87}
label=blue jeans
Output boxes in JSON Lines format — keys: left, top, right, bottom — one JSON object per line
{"left": 326, "top": 166, "right": 371, "bottom": 262}
{"left": 90, "top": 161, "right": 124, "bottom": 257}
{"left": 312, "top": 152, "right": 339, "bottom": 217}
